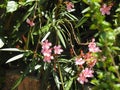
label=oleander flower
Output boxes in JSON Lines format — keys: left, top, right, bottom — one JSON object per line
{"left": 41, "top": 40, "right": 52, "bottom": 50}
{"left": 75, "top": 57, "right": 85, "bottom": 66}
{"left": 53, "top": 45, "right": 63, "bottom": 54}
{"left": 77, "top": 72, "right": 88, "bottom": 84}
{"left": 43, "top": 55, "right": 54, "bottom": 63}
{"left": 26, "top": 18, "right": 35, "bottom": 27}
{"left": 77, "top": 68, "right": 94, "bottom": 84}
{"left": 41, "top": 48, "right": 52, "bottom": 56}
{"left": 88, "top": 38, "right": 101, "bottom": 53}
{"left": 82, "top": 68, "right": 94, "bottom": 78}
{"left": 64, "top": 1, "right": 75, "bottom": 12}
{"left": 100, "top": 4, "right": 112, "bottom": 15}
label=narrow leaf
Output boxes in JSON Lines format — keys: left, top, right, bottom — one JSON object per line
{"left": 0, "top": 38, "right": 4, "bottom": 48}
{"left": 41, "top": 31, "right": 51, "bottom": 42}
{"left": 0, "top": 48, "right": 23, "bottom": 52}
{"left": 53, "top": 72, "right": 61, "bottom": 90}
{"left": 75, "top": 16, "right": 88, "bottom": 28}
{"left": 57, "top": 29, "right": 66, "bottom": 48}
{"left": 6, "top": 54, "right": 24, "bottom": 63}
{"left": 65, "top": 77, "right": 74, "bottom": 90}
{"left": 11, "top": 75, "right": 24, "bottom": 90}
{"left": 81, "top": 7, "right": 90, "bottom": 13}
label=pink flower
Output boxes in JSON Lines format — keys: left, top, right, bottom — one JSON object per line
{"left": 100, "top": 4, "right": 112, "bottom": 15}
{"left": 41, "top": 48, "right": 52, "bottom": 56}
{"left": 75, "top": 57, "right": 85, "bottom": 66}
{"left": 26, "top": 18, "right": 35, "bottom": 27}
{"left": 77, "top": 68, "right": 94, "bottom": 84}
{"left": 43, "top": 55, "right": 54, "bottom": 63}
{"left": 65, "top": 1, "right": 75, "bottom": 12}
{"left": 82, "top": 68, "right": 94, "bottom": 78}
{"left": 54, "top": 45, "right": 63, "bottom": 54}
{"left": 41, "top": 40, "right": 52, "bottom": 50}
{"left": 41, "top": 40, "right": 53, "bottom": 63}
{"left": 77, "top": 73, "right": 88, "bottom": 84}
{"left": 88, "top": 38, "right": 101, "bottom": 53}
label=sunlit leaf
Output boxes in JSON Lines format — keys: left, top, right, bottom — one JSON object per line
{"left": 81, "top": 7, "right": 90, "bottom": 13}
{"left": 108, "top": 66, "right": 118, "bottom": 73}
{"left": 40, "top": 24, "right": 51, "bottom": 34}
{"left": 26, "top": 0, "right": 36, "bottom": 3}
{"left": 6, "top": 1, "right": 18, "bottom": 13}
{"left": 41, "top": 32, "right": 51, "bottom": 42}
{"left": 111, "top": 46, "right": 120, "bottom": 51}
{"left": 0, "top": 38, "right": 4, "bottom": 48}
{"left": 91, "top": 78, "right": 99, "bottom": 85}
{"left": 65, "top": 12, "right": 78, "bottom": 21}
{"left": 65, "top": 77, "right": 74, "bottom": 90}
{"left": 34, "top": 65, "right": 41, "bottom": 70}
{"left": 53, "top": 72, "right": 61, "bottom": 89}
{"left": 6, "top": 54, "right": 24, "bottom": 63}
{"left": 114, "top": 27, "right": 120, "bottom": 35}
{"left": 0, "top": 48, "right": 23, "bottom": 52}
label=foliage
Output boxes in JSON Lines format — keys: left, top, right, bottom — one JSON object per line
{"left": 0, "top": 0, "right": 120, "bottom": 90}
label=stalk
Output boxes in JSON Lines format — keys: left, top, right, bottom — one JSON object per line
{"left": 105, "top": 46, "right": 120, "bottom": 82}
{"left": 58, "top": 62, "right": 64, "bottom": 90}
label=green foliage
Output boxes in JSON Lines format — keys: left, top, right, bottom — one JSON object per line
{"left": 0, "top": 0, "right": 120, "bottom": 90}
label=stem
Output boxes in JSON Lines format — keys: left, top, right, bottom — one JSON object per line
{"left": 108, "top": 51, "right": 120, "bottom": 82}
{"left": 105, "top": 45, "right": 120, "bottom": 82}
{"left": 62, "top": 24, "right": 77, "bottom": 56}
{"left": 58, "top": 62, "right": 64, "bottom": 90}
{"left": 58, "top": 0, "right": 63, "bottom": 4}
{"left": 25, "top": 29, "right": 31, "bottom": 49}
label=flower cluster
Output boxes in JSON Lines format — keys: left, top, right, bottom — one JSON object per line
{"left": 41, "top": 40, "right": 63, "bottom": 63}
{"left": 75, "top": 38, "right": 101, "bottom": 84}
{"left": 77, "top": 68, "right": 94, "bottom": 84}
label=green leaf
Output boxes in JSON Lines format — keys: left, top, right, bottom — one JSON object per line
{"left": 65, "top": 77, "right": 74, "bottom": 90}
{"left": 0, "top": 48, "right": 23, "bottom": 52}
{"left": 53, "top": 72, "right": 61, "bottom": 90}
{"left": 11, "top": 75, "right": 24, "bottom": 90}
{"left": 0, "top": 38, "right": 4, "bottom": 48}
{"left": 91, "top": 78, "right": 99, "bottom": 85}
{"left": 111, "top": 46, "right": 120, "bottom": 51}
{"left": 26, "top": 0, "right": 36, "bottom": 3}
{"left": 40, "top": 24, "right": 51, "bottom": 33}
{"left": 41, "top": 32, "right": 51, "bottom": 42}
{"left": 30, "top": 31, "right": 34, "bottom": 45}
{"left": 56, "top": 29, "right": 66, "bottom": 48}
{"left": 81, "top": 7, "right": 90, "bottom": 13}
{"left": 114, "top": 27, "right": 120, "bottom": 35}
{"left": 75, "top": 16, "right": 88, "bottom": 28}
{"left": 65, "top": 12, "right": 78, "bottom": 21}
{"left": 6, "top": 54, "right": 24, "bottom": 63}
{"left": 113, "top": 84, "right": 120, "bottom": 89}
{"left": 108, "top": 66, "right": 118, "bottom": 73}
{"left": 6, "top": 1, "right": 18, "bottom": 13}
{"left": 90, "top": 24, "right": 97, "bottom": 30}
